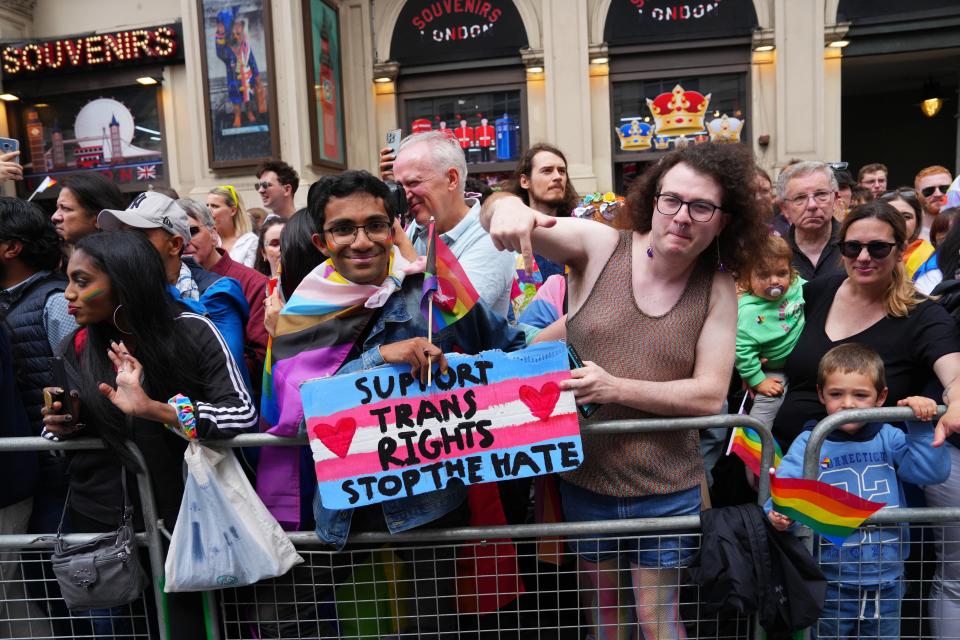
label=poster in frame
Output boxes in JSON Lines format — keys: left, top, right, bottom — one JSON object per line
{"left": 303, "top": 0, "right": 347, "bottom": 169}
{"left": 196, "top": 0, "right": 280, "bottom": 169}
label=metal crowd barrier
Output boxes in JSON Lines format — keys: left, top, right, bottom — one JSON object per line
{"left": 0, "top": 436, "right": 166, "bottom": 639}
{"left": 3, "top": 410, "right": 958, "bottom": 638}
{"left": 799, "top": 406, "right": 960, "bottom": 639}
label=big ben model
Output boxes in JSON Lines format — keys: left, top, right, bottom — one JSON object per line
{"left": 318, "top": 14, "right": 340, "bottom": 160}
{"left": 25, "top": 109, "right": 45, "bottom": 171}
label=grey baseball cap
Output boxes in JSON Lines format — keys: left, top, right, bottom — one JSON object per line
{"left": 97, "top": 191, "right": 192, "bottom": 243}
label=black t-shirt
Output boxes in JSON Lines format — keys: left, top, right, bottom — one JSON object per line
{"left": 773, "top": 275, "right": 960, "bottom": 446}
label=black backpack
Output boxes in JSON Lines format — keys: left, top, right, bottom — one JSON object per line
{"left": 688, "top": 503, "right": 826, "bottom": 636}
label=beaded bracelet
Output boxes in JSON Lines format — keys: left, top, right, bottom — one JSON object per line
{"left": 166, "top": 393, "right": 197, "bottom": 440}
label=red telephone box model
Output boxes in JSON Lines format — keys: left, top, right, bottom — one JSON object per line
{"left": 475, "top": 117, "right": 495, "bottom": 163}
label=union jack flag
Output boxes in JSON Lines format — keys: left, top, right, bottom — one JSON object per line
{"left": 136, "top": 165, "right": 157, "bottom": 180}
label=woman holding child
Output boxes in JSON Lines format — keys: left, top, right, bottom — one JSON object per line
{"left": 773, "top": 199, "right": 960, "bottom": 449}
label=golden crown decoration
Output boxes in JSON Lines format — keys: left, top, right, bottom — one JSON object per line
{"left": 646, "top": 84, "right": 711, "bottom": 137}
{"left": 615, "top": 118, "right": 654, "bottom": 151}
{"left": 707, "top": 114, "right": 745, "bottom": 143}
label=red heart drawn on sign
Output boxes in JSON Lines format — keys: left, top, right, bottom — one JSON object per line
{"left": 312, "top": 417, "right": 357, "bottom": 458}
{"left": 519, "top": 382, "right": 561, "bottom": 421}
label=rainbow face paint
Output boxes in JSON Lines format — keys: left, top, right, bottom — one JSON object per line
{"left": 81, "top": 288, "right": 105, "bottom": 302}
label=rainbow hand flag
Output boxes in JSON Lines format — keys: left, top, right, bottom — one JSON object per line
{"left": 770, "top": 474, "right": 886, "bottom": 546}
{"left": 727, "top": 426, "right": 783, "bottom": 476}
{"left": 420, "top": 220, "right": 480, "bottom": 332}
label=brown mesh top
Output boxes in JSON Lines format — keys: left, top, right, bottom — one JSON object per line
{"left": 563, "top": 230, "right": 713, "bottom": 496}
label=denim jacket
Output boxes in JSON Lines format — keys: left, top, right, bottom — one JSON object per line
{"left": 313, "top": 273, "right": 525, "bottom": 549}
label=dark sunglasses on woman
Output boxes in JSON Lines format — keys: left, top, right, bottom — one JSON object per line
{"left": 836, "top": 240, "right": 898, "bottom": 259}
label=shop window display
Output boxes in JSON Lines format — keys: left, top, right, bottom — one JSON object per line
{"left": 612, "top": 73, "right": 747, "bottom": 192}
{"left": 403, "top": 90, "right": 522, "bottom": 167}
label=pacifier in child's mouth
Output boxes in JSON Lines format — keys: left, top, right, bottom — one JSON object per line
{"left": 764, "top": 285, "right": 784, "bottom": 298}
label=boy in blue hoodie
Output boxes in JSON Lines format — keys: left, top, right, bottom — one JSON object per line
{"left": 767, "top": 343, "right": 951, "bottom": 639}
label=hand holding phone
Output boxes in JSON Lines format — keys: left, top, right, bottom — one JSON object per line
{"left": 380, "top": 129, "right": 402, "bottom": 181}
{"left": 41, "top": 357, "right": 82, "bottom": 439}
{"left": 566, "top": 343, "right": 600, "bottom": 418}
{"left": 0, "top": 137, "right": 23, "bottom": 182}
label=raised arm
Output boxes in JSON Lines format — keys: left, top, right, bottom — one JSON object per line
{"left": 560, "top": 271, "right": 736, "bottom": 415}
{"left": 932, "top": 352, "right": 960, "bottom": 446}
{"left": 480, "top": 192, "right": 617, "bottom": 274}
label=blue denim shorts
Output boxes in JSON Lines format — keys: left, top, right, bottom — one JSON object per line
{"left": 557, "top": 479, "right": 701, "bottom": 567}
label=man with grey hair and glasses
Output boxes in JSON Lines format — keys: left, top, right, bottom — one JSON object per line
{"left": 778, "top": 161, "right": 846, "bottom": 281}
{"left": 390, "top": 131, "right": 515, "bottom": 317}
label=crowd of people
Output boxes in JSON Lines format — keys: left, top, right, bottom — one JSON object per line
{"left": 1, "top": 135, "right": 960, "bottom": 639}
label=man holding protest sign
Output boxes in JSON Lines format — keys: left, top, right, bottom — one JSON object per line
{"left": 267, "top": 170, "right": 525, "bottom": 637}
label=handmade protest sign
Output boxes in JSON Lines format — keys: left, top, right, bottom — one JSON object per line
{"left": 301, "top": 341, "right": 582, "bottom": 509}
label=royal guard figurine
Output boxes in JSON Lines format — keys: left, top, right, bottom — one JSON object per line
{"left": 454, "top": 119, "right": 475, "bottom": 158}
{"left": 475, "top": 117, "right": 495, "bottom": 163}
{"left": 437, "top": 120, "right": 456, "bottom": 142}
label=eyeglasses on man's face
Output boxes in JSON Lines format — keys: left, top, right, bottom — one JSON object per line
{"left": 654, "top": 193, "right": 722, "bottom": 223}
{"left": 786, "top": 190, "right": 834, "bottom": 209}
{"left": 920, "top": 184, "right": 951, "bottom": 198}
{"left": 323, "top": 220, "right": 392, "bottom": 245}
{"left": 255, "top": 181, "right": 275, "bottom": 191}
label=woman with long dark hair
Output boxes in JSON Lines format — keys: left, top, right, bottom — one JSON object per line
{"left": 42, "top": 231, "right": 257, "bottom": 528}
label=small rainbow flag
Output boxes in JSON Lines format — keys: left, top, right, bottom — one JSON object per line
{"left": 770, "top": 474, "right": 885, "bottom": 546}
{"left": 27, "top": 176, "right": 57, "bottom": 202}
{"left": 727, "top": 426, "right": 783, "bottom": 476}
{"left": 420, "top": 220, "right": 479, "bottom": 332}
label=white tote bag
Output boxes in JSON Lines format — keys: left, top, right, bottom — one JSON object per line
{"left": 164, "top": 442, "right": 303, "bottom": 592}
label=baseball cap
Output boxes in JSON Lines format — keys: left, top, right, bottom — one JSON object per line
{"left": 97, "top": 191, "right": 192, "bottom": 242}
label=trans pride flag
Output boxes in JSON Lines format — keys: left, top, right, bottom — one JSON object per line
{"left": 257, "top": 247, "right": 422, "bottom": 527}
{"left": 420, "top": 220, "right": 479, "bottom": 332}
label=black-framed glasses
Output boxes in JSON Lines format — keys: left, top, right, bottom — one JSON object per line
{"left": 836, "top": 240, "right": 898, "bottom": 259}
{"left": 786, "top": 190, "right": 835, "bottom": 208}
{"left": 654, "top": 193, "right": 721, "bottom": 222}
{"left": 322, "top": 220, "right": 392, "bottom": 245}
{"left": 921, "top": 184, "right": 951, "bottom": 198}
{"left": 254, "top": 181, "right": 274, "bottom": 191}
{"left": 188, "top": 226, "right": 201, "bottom": 236}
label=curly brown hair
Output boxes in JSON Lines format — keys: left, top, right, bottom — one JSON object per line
{"left": 624, "top": 143, "right": 767, "bottom": 273}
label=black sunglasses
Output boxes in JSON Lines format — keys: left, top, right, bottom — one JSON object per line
{"left": 836, "top": 240, "right": 898, "bottom": 259}
{"left": 188, "top": 226, "right": 201, "bottom": 236}
{"left": 920, "top": 184, "right": 951, "bottom": 198}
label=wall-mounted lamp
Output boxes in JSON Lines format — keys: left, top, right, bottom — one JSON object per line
{"left": 751, "top": 28, "right": 775, "bottom": 54}
{"left": 136, "top": 76, "right": 159, "bottom": 86}
{"left": 920, "top": 80, "right": 944, "bottom": 118}
{"left": 589, "top": 43, "right": 609, "bottom": 66}
{"left": 827, "top": 40, "right": 850, "bottom": 48}
{"left": 753, "top": 44, "right": 775, "bottom": 52}
{"left": 520, "top": 47, "right": 544, "bottom": 75}
{"left": 372, "top": 60, "right": 399, "bottom": 85}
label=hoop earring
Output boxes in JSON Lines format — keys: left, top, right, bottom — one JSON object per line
{"left": 112, "top": 305, "right": 134, "bottom": 335}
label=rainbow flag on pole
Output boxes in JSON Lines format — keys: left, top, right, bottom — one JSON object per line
{"left": 770, "top": 474, "right": 886, "bottom": 546}
{"left": 727, "top": 426, "right": 783, "bottom": 476}
{"left": 420, "top": 220, "right": 479, "bottom": 332}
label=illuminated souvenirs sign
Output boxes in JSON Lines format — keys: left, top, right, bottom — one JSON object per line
{"left": 1, "top": 24, "right": 183, "bottom": 77}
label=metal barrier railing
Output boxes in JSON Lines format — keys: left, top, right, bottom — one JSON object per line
{"left": 0, "top": 436, "right": 167, "bottom": 640}
{"left": 6, "top": 409, "right": 959, "bottom": 638}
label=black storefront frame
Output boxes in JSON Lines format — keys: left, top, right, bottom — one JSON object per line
{"left": 2, "top": 64, "right": 171, "bottom": 201}
{"left": 607, "top": 38, "right": 753, "bottom": 189}
{"left": 396, "top": 62, "right": 529, "bottom": 175}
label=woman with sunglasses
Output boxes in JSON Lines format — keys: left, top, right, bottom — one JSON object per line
{"left": 207, "top": 185, "right": 258, "bottom": 267}
{"left": 773, "top": 201, "right": 960, "bottom": 448}
{"left": 881, "top": 188, "right": 934, "bottom": 279}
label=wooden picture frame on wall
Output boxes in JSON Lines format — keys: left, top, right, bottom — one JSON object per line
{"left": 196, "top": 0, "right": 280, "bottom": 169}
{"left": 302, "top": 0, "right": 347, "bottom": 169}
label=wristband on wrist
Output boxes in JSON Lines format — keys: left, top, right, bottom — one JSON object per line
{"left": 166, "top": 393, "right": 197, "bottom": 440}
